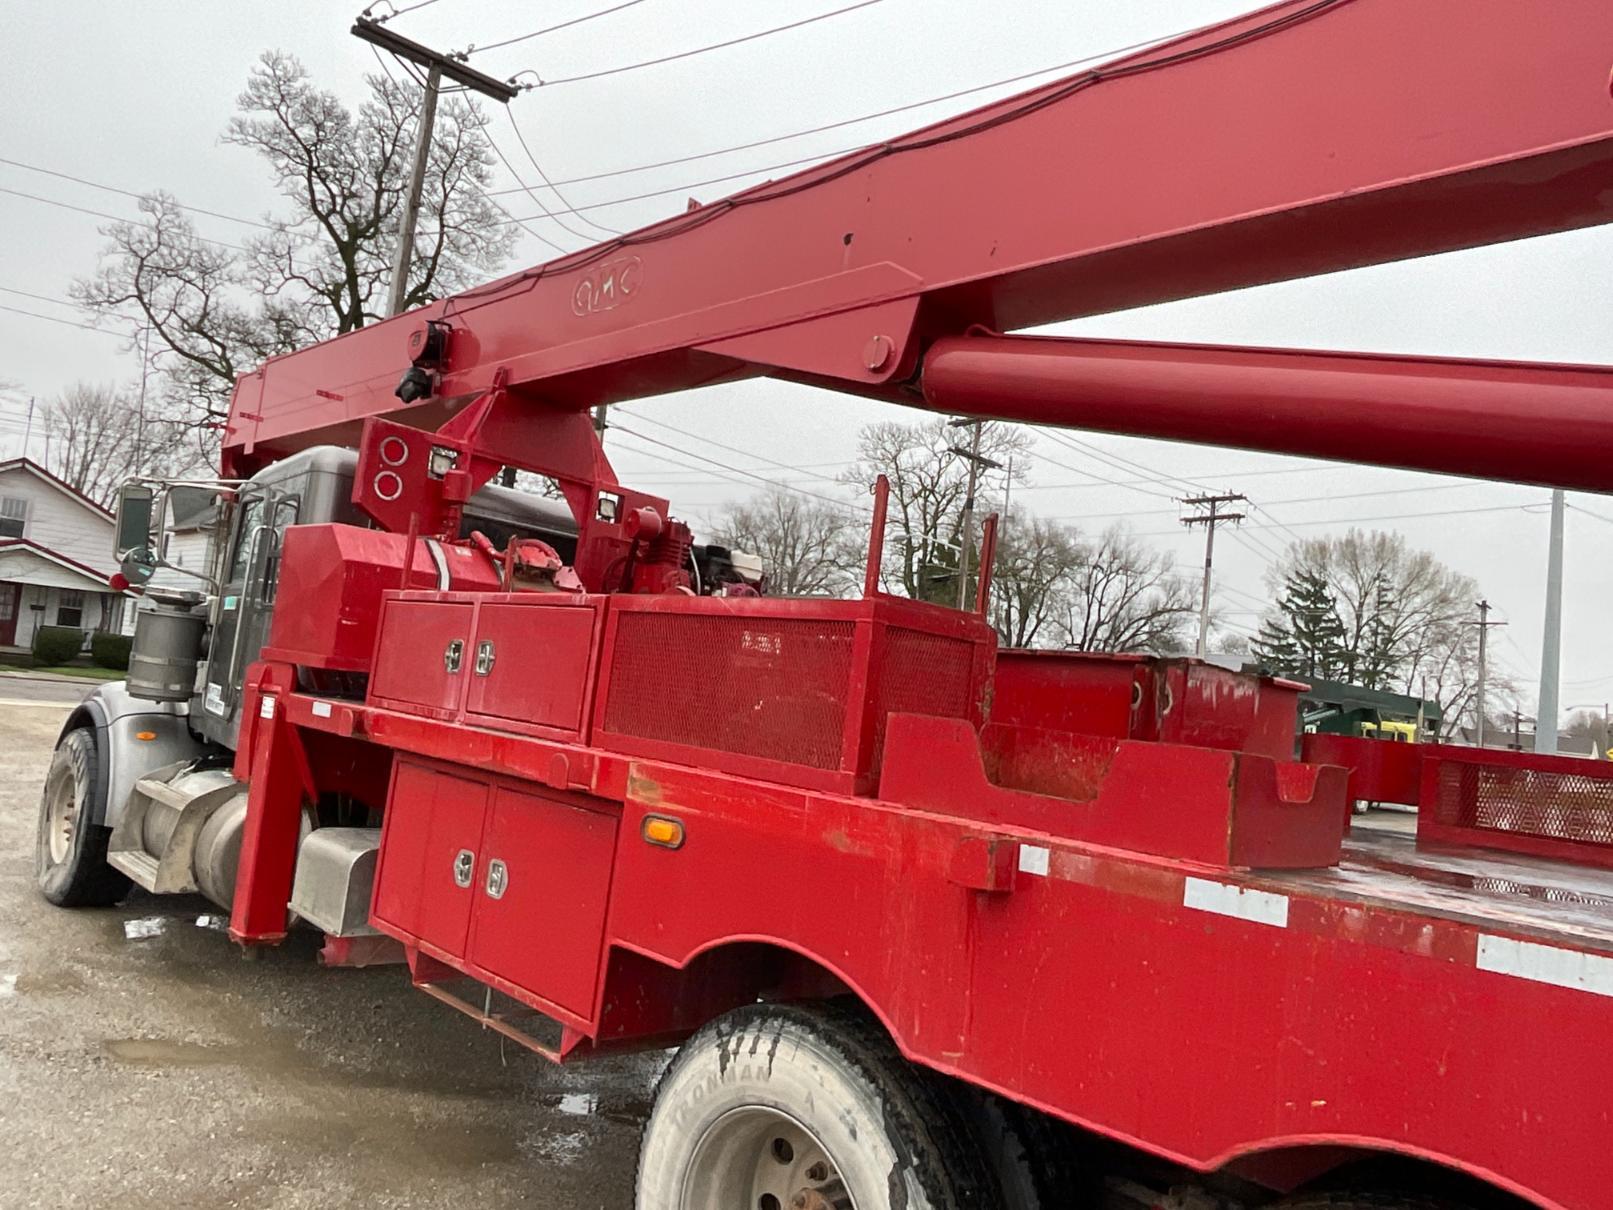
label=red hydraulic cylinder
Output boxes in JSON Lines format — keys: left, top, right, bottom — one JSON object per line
{"left": 921, "top": 335, "right": 1613, "bottom": 494}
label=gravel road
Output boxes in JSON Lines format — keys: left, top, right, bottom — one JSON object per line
{"left": 0, "top": 698, "right": 658, "bottom": 1209}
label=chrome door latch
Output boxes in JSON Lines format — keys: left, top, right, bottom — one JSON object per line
{"left": 444, "top": 639, "right": 464, "bottom": 673}
{"left": 474, "top": 639, "right": 496, "bottom": 676}
{"left": 452, "top": 848, "right": 474, "bottom": 888}
{"left": 486, "top": 858, "right": 508, "bottom": 900}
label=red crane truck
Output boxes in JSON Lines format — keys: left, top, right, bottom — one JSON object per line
{"left": 34, "top": 1, "right": 1613, "bottom": 1205}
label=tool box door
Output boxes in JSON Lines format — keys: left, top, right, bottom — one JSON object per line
{"left": 368, "top": 598, "right": 475, "bottom": 718}
{"left": 466, "top": 786, "right": 617, "bottom": 1018}
{"left": 371, "top": 760, "right": 489, "bottom": 958}
{"left": 464, "top": 599, "right": 600, "bottom": 737}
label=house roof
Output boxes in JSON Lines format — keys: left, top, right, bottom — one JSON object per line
{"left": 0, "top": 458, "right": 115, "bottom": 521}
{"left": 0, "top": 538, "right": 119, "bottom": 590}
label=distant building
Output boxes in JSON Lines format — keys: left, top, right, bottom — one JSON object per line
{"left": 0, "top": 458, "right": 131, "bottom": 651}
{"left": 147, "top": 486, "right": 219, "bottom": 595}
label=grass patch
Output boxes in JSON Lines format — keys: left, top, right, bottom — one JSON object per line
{"left": 30, "top": 665, "right": 126, "bottom": 681}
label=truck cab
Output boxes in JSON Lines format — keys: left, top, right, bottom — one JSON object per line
{"left": 34, "top": 445, "right": 580, "bottom": 913}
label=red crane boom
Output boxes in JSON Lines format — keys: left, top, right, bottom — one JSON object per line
{"left": 225, "top": 0, "right": 1613, "bottom": 495}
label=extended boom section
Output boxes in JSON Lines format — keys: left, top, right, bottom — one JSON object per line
{"left": 225, "top": 0, "right": 1613, "bottom": 478}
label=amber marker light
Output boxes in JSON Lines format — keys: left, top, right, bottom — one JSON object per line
{"left": 642, "top": 816, "right": 685, "bottom": 849}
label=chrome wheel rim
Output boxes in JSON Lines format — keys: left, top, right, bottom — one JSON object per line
{"left": 681, "top": 1106, "right": 856, "bottom": 1210}
{"left": 44, "top": 767, "right": 77, "bottom": 866}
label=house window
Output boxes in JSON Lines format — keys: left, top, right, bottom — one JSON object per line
{"left": 56, "top": 590, "right": 85, "bottom": 629}
{"left": 0, "top": 496, "right": 25, "bottom": 539}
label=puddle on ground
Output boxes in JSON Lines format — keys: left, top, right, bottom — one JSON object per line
{"left": 104, "top": 1038, "right": 257, "bottom": 1067}
{"left": 12, "top": 969, "right": 87, "bottom": 996}
{"left": 249, "top": 1108, "right": 526, "bottom": 1172}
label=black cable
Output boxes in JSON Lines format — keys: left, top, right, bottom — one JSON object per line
{"left": 0, "top": 303, "right": 134, "bottom": 339}
{"left": 485, "top": 26, "right": 1204, "bottom": 197}
{"left": 504, "top": 112, "right": 620, "bottom": 239}
{"left": 464, "top": 0, "right": 652, "bottom": 57}
{"left": 524, "top": 0, "right": 886, "bottom": 86}
{"left": 0, "top": 156, "right": 276, "bottom": 231}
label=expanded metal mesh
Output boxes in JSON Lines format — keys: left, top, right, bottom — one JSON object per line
{"left": 869, "top": 627, "right": 978, "bottom": 769}
{"left": 1434, "top": 761, "right": 1613, "bottom": 847}
{"left": 602, "top": 612, "right": 857, "bottom": 769}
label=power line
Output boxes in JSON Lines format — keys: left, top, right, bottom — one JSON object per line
{"left": 0, "top": 185, "right": 253, "bottom": 254}
{"left": 1027, "top": 437, "right": 1177, "bottom": 501}
{"left": 504, "top": 110, "right": 620, "bottom": 239}
{"left": 0, "top": 154, "right": 277, "bottom": 231}
{"left": 463, "top": 0, "right": 653, "bottom": 56}
{"left": 518, "top": 0, "right": 888, "bottom": 87}
{"left": 610, "top": 421, "right": 863, "bottom": 513}
{"left": 0, "top": 284, "right": 77, "bottom": 310}
{"left": 482, "top": 24, "right": 1206, "bottom": 195}
{"left": 1133, "top": 500, "right": 1542, "bottom": 538}
{"left": 614, "top": 408, "right": 840, "bottom": 482}
{"left": 0, "top": 302, "right": 135, "bottom": 338}
{"left": 483, "top": 134, "right": 576, "bottom": 253}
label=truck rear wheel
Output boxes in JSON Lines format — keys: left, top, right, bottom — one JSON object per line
{"left": 951, "top": 1088, "right": 1085, "bottom": 1208}
{"left": 636, "top": 1002, "right": 1000, "bottom": 1210}
{"left": 36, "top": 727, "right": 128, "bottom": 908}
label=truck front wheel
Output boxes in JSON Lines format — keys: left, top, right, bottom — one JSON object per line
{"left": 636, "top": 1002, "right": 999, "bottom": 1210}
{"left": 36, "top": 727, "right": 128, "bottom": 908}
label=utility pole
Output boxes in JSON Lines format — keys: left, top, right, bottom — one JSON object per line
{"left": 1470, "top": 599, "right": 1506, "bottom": 748}
{"left": 21, "top": 397, "right": 34, "bottom": 463}
{"left": 1535, "top": 488, "right": 1566, "bottom": 754}
{"left": 352, "top": 18, "right": 519, "bottom": 317}
{"left": 134, "top": 325, "right": 151, "bottom": 473}
{"left": 1180, "top": 493, "right": 1247, "bottom": 659}
{"left": 949, "top": 419, "right": 1003, "bottom": 609}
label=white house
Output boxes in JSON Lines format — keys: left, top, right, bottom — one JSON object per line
{"left": 148, "top": 487, "right": 219, "bottom": 595}
{"left": 0, "top": 458, "right": 131, "bottom": 652}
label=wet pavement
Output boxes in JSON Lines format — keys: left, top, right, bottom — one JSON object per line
{"left": 0, "top": 672, "right": 98, "bottom": 708}
{"left": 0, "top": 700, "right": 659, "bottom": 1208}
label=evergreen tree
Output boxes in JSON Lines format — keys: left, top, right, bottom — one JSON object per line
{"left": 1253, "top": 570, "right": 1348, "bottom": 680}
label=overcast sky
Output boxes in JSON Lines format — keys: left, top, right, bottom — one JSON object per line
{"left": 3, "top": 1, "right": 1610, "bottom": 718}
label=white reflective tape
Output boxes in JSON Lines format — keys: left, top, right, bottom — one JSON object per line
{"left": 1017, "top": 844, "right": 1050, "bottom": 877}
{"left": 1183, "top": 877, "right": 1289, "bottom": 929}
{"left": 259, "top": 696, "right": 276, "bottom": 720}
{"left": 311, "top": 700, "right": 333, "bottom": 719}
{"left": 1476, "top": 935, "right": 1613, "bottom": 999}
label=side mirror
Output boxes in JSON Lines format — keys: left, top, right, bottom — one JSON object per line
{"left": 119, "top": 545, "right": 158, "bottom": 588}
{"left": 114, "top": 484, "right": 155, "bottom": 559}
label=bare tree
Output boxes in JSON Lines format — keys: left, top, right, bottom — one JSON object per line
{"left": 710, "top": 488, "right": 861, "bottom": 597}
{"left": 1053, "top": 525, "right": 1198, "bottom": 654}
{"left": 43, "top": 382, "right": 197, "bottom": 507}
{"left": 992, "top": 514, "right": 1082, "bottom": 648}
{"left": 1273, "top": 529, "right": 1477, "bottom": 693}
{"left": 1262, "top": 529, "right": 1490, "bottom": 732}
{"left": 841, "top": 417, "right": 1029, "bottom": 604}
{"left": 75, "top": 52, "right": 517, "bottom": 429}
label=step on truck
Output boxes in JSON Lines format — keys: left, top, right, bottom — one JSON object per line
{"left": 34, "top": 1, "right": 1613, "bottom": 1205}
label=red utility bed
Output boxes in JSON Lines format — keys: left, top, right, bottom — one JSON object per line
{"left": 226, "top": 588, "right": 1613, "bottom": 1209}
